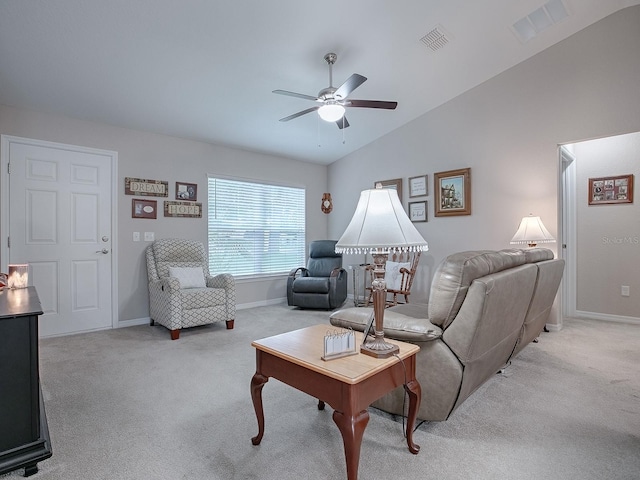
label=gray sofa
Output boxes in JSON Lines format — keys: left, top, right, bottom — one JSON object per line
{"left": 329, "top": 248, "right": 564, "bottom": 421}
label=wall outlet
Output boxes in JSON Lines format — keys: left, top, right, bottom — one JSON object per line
{"left": 621, "top": 285, "right": 630, "bottom": 297}
{"left": 133, "top": 232, "right": 140, "bottom": 242}
{"left": 144, "top": 232, "right": 155, "bottom": 242}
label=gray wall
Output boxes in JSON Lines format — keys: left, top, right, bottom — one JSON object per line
{"left": 574, "top": 132, "right": 640, "bottom": 319}
{"left": 2, "top": 7, "right": 639, "bottom": 326}
{"left": 0, "top": 105, "right": 328, "bottom": 322}
{"left": 327, "top": 6, "right": 640, "bottom": 324}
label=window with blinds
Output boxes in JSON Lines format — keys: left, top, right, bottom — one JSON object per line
{"left": 207, "top": 177, "right": 306, "bottom": 277}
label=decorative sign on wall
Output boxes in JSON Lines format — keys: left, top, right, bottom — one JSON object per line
{"left": 408, "top": 175, "right": 428, "bottom": 197}
{"left": 125, "top": 177, "right": 168, "bottom": 197}
{"left": 409, "top": 201, "right": 427, "bottom": 222}
{"left": 164, "top": 201, "right": 202, "bottom": 218}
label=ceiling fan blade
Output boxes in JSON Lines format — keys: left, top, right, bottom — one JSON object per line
{"left": 336, "top": 116, "right": 350, "bottom": 129}
{"left": 347, "top": 99, "right": 398, "bottom": 110}
{"left": 272, "top": 89, "right": 319, "bottom": 101}
{"left": 334, "top": 74, "right": 367, "bottom": 100}
{"left": 279, "top": 106, "right": 319, "bottom": 122}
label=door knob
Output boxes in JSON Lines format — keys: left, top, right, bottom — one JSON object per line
{"left": 96, "top": 248, "right": 109, "bottom": 254}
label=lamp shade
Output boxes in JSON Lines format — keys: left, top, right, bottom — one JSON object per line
{"left": 336, "top": 188, "right": 429, "bottom": 254}
{"left": 510, "top": 214, "right": 555, "bottom": 246}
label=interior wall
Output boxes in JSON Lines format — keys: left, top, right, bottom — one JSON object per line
{"left": 328, "top": 6, "right": 640, "bottom": 326}
{"left": 573, "top": 132, "right": 640, "bottom": 320}
{"left": 0, "top": 104, "right": 329, "bottom": 322}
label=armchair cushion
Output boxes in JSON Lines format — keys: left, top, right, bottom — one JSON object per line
{"left": 168, "top": 266, "right": 206, "bottom": 289}
{"left": 291, "top": 277, "right": 331, "bottom": 294}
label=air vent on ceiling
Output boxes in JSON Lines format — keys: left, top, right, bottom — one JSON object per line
{"left": 512, "top": 0, "right": 569, "bottom": 43}
{"left": 420, "top": 25, "right": 451, "bottom": 52}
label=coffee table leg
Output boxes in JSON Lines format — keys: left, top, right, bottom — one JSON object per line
{"left": 333, "top": 409, "right": 369, "bottom": 480}
{"left": 250, "top": 372, "right": 269, "bottom": 445}
{"left": 404, "top": 379, "right": 422, "bottom": 454}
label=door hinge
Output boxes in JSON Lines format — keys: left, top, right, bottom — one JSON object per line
{"left": 7, "top": 237, "right": 10, "bottom": 248}
{"left": 7, "top": 163, "right": 10, "bottom": 174}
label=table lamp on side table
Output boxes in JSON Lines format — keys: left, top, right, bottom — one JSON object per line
{"left": 335, "top": 185, "right": 429, "bottom": 358}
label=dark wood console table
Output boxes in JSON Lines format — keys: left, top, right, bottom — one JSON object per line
{"left": 0, "top": 287, "right": 52, "bottom": 477}
{"left": 250, "top": 324, "right": 421, "bottom": 480}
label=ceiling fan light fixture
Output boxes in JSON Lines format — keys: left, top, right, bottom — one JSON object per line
{"left": 318, "top": 103, "right": 345, "bottom": 122}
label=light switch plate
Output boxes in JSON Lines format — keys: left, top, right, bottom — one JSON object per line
{"left": 133, "top": 232, "right": 140, "bottom": 242}
{"left": 144, "top": 232, "right": 155, "bottom": 242}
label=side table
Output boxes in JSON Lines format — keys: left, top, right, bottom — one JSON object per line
{"left": 250, "top": 324, "right": 421, "bottom": 480}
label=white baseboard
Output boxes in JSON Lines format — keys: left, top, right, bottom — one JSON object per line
{"left": 117, "top": 298, "right": 289, "bottom": 328}
{"left": 572, "top": 310, "right": 640, "bottom": 325}
{"left": 545, "top": 322, "right": 563, "bottom": 332}
{"left": 236, "top": 297, "right": 287, "bottom": 310}
{"left": 118, "top": 317, "right": 150, "bottom": 328}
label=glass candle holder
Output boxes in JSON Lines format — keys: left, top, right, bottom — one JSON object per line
{"left": 8, "top": 264, "right": 29, "bottom": 288}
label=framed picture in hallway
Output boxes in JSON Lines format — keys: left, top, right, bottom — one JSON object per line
{"left": 434, "top": 168, "right": 471, "bottom": 217}
{"left": 588, "top": 174, "right": 634, "bottom": 205}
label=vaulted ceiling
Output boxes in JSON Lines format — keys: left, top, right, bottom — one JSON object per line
{"left": 1, "top": 0, "right": 638, "bottom": 164}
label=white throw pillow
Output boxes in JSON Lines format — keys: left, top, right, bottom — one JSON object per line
{"left": 384, "top": 261, "right": 411, "bottom": 291}
{"left": 168, "top": 266, "right": 206, "bottom": 289}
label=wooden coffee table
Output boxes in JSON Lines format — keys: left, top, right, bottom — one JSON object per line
{"left": 250, "top": 324, "right": 421, "bottom": 480}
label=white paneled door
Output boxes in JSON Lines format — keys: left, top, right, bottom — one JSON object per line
{"left": 2, "top": 136, "right": 117, "bottom": 337}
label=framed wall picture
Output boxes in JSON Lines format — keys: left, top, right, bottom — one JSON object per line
{"left": 132, "top": 199, "right": 157, "bottom": 219}
{"left": 374, "top": 178, "right": 403, "bottom": 203}
{"left": 588, "top": 174, "right": 634, "bottom": 205}
{"left": 434, "top": 168, "right": 471, "bottom": 217}
{"left": 409, "top": 201, "right": 427, "bottom": 222}
{"left": 176, "top": 182, "right": 198, "bottom": 201}
{"left": 408, "top": 175, "right": 428, "bottom": 197}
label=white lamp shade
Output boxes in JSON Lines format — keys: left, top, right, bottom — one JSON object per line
{"left": 318, "top": 104, "right": 345, "bottom": 122}
{"left": 336, "top": 188, "right": 429, "bottom": 254}
{"left": 510, "top": 215, "right": 555, "bottom": 245}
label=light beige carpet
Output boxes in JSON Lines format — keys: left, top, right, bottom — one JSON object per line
{"left": 2, "top": 306, "right": 639, "bottom": 479}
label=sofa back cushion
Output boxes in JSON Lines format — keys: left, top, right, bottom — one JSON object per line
{"left": 428, "top": 249, "right": 527, "bottom": 329}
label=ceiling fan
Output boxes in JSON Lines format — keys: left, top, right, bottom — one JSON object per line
{"left": 273, "top": 52, "right": 398, "bottom": 129}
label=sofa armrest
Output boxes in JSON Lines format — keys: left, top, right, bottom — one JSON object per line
{"left": 329, "top": 306, "right": 442, "bottom": 343}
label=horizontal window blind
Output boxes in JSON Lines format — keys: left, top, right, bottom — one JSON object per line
{"left": 208, "top": 177, "right": 306, "bottom": 277}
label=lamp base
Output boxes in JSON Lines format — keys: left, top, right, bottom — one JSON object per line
{"left": 360, "top": 335, "right": 399, "bottom": 359}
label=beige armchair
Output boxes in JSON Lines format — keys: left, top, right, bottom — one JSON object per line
{"left": 146, "top": 238, "right": 236, "bottom": 340}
